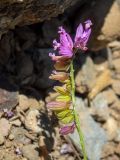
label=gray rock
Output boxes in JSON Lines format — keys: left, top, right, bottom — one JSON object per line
{"left": 91, "top": 93, "right": 110, "bottom": 121}
{"left": 69, "top": 97, "right": 107, "bottom": 160}
{"left": 0, "top": 0, "right": 81, "bottom": 38}
{"left": 11, "top": 127, "right": 31, "bottom": 144}
{"left": 0, "top": 76, "right": 18, "bottom": 111}
{"left": 75, "top": 56, "right": 97, "bottom": 93}
{"left": 16, "top": 52, "right": 34, "bottom": 85}
{"left": 32, "top": 48, "right": 54, "bottom": 89}
{"left": 22, "top": 144, "right": 39, "bottom": 160}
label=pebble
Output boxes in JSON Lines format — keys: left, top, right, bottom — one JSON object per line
{"left": 102, "top": 89, "right": 117, "bottom": 105}
{"left": 22, "top": 144, "right": 39, "bottom": 160}
{"left": 11, "top": 127, "right": 31, "bottom": 144}
{"left": 103, "top": 117, "right": 118, "bottom": 140}
{"left": 19, "top": 94, "right": 30, "bottom": 111}
{"left": 0, "top": 118, "right": 11, "bottom": 137}
{"left": 113, "top": 58, "right": 120, "bottom": 73}
{"left": 112, "top": 79, "right": 120, "bottom": 96}
{"left": 90, "top": 93, "right": 109, "bottom": 121}
{"left": 0, "top": 133, "right": 4, "bottom": 145}
{"left": 10, "top": 119, "right": 21, "bottom": 127}
{"left": 9, "top": 134, "right": 14, "bottom": 140}
{"left": 24, "top": 109, "right": 42, "bottom": 133}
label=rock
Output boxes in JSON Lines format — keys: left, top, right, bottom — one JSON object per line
{"left": 11, "top": 127, "right": 31, "bottom": 144}
{"left": 16, "top": 52, "right": 34, "bottom": 85}
{"left": 24, "top": 109, "right": 42, "bottom": 133}
{"left": 75, "top": 56, "right": 97, "bottom": 93}
{"left": 3, "top": 153, "right": 15, "bottom": 160}
{"left": 102, "top": 89, "right": 117, "bottom": 105}
{"left": 0, "top": 32, "right": 12, "bottom": 66}
{"left": 10, "top": 119, "right": 21, "bottom": 127}
{"left": 115, "top": 143, "right": 120, "bottom": 155}
{"left": 0, "top": 118, "right": 11, "bottom": 137}
{"left": 88, "top": 69, "right": 111, "bottom": 99}
{"left": 0, "top": 133, "right": 5, "bottom": 145}
{"left": 90, "top": 93, "right": 109, "bottom": 121}
{"left": 0, "top": 0, "right": 80, "bottom": 38}
{"left": 69, "top": 97, "right": 107, "bottom": 160}
{"left": 103, "top": 117, "right": 118, "bottom": 140}
{"left": 112, "top": 79, "right": 120, "bottom": 96}
{"left": 15, "top": 26, "right": 36, "bottom": 50}
{"left": 0, "top": 75, "right": 18, "bottom": 111}
{"left": 19, "top": 94, "right": 44, "bottom": 111}
{"left": 32, "top": 49, "right": 54, "bottom": 89}
{"left": 9, "top": 134, "right": 14, "bottom": 140}
{"left": 19, "top": 94, "right": 30, "bottom": 111}
{"left": 101, "top": 142, "right": 115, "bottom": 158}
{"left": 22, "top": 144, "right": 39, "bottom": 160}
{"left": 113, "top": 58, "right": 120, "bottom": 73}
{"left": 28, "top": 98, "right": 42, "bottom": 110}
{"left": 115, "top": 128, "right": 120, "bottom": 142}
{"left": 42, "top": 18, "right": 63, "bottom": 46}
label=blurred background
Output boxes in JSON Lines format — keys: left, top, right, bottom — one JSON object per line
{"left": 0, "top": 0, "right": 120, "bottom": 160}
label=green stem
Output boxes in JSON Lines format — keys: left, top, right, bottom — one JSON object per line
{"left": 70, "top": 61, "right": 87, "bottom": 160}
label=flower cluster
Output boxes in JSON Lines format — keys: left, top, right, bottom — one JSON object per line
{"left": 47, "top": 20, "right": 92, "bottom": 135}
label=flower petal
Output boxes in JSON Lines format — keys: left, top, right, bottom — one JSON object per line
{"left": 47, "top": 101, "right": 70, "bottom": 111}
{"left": 59, "top": 122, "right": 75, "bottom": 135}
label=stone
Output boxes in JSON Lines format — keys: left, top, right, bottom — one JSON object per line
{"left": 24, "top": 109, "right": 42, "bottom": 133}
{"left": 3, "top": 153, "right": 16, "bottom": 160}
{"left": 10, "top": 119, "right": 21, "bottom": 127}
{"left": 90, "top": 93, "right": 109, "bottom": 121}
{"left": 115, "top": 128, "right": 120, "bottom": 142}
{"left": 103, "top": 117, "right": 118, "bottom": 140}
{"left": 42, "top": 18, "right": 63, "bottom": 46}
{"left": 101, "top": 142, "right": 115, "bottom": 158}
{"left": 88, "top": 69, "right": 111, "bottom": 99}
{"left": 22, "top": 144, "right": 39, "bottom": 160}
{"left": 112, "top": 79, "right": 120, "bottom": 96}
{"left": 0, "top": 75, "right": 18, "bottom": 111}
{"left": 32, "top": 49, "right": 54, "bottom": 89}
{"left": 113, "top": 58, "right": 120, "bottom": 73}
{"left": 69, "top": 97, "right": 107, "bottom": 160}
{"left": 75, "top": 56, "right": 97, "bottom": 92}
{"left": 19, "top": 94, "right": 30, "bottom": 111}
{"left": 16, "top": 52, "right": 34, "bottom": 85}
{"left": 11, "top": 127, "right": 31, "bottom": 144}
{"left": 0, "top": 133, "right": 4, "bottom": 145}
{"left": 0, "top": 0, "right": 81, "bottom": 38}
{"left": 0, "top": 118, "right": 11, "bottom": 137}
{"left": 9, "top": 134, "right": 14, "bottom": 140}
{"left": 102, "top": 89, "right": 117, "bottom": 105}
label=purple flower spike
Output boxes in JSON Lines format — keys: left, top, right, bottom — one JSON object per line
{"left": 57, "top": 26, "right": 73, "bottom": 57}
{"left": 74, "top": 20, "right": 92, "bottom": 51}
{"left": 59, "top": 122, "right": 75, "bottom": 135}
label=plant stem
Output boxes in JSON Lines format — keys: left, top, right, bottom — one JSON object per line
{"left": 70, "top": 60, "right": 87, "bottom": 160}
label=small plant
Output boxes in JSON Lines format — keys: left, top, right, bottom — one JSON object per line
{"left": 47, "top": 20, "right": 92, "bottom": 160}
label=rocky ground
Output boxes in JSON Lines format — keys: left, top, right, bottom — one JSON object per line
{"left": 0, "top": 1, "right": 120, "bottom": 160}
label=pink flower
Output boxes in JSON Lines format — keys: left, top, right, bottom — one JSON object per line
{"left": 47, "top": 101, "right": 71, "bottom": 111}
{"left": 59, "top": 122, "right": 75, "bottom": 135}
{"left": 53, "top": 26, "right": 73, "bottom": 58}
{"left": 74, "top": 20, "right": 92, "bottom": 51}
